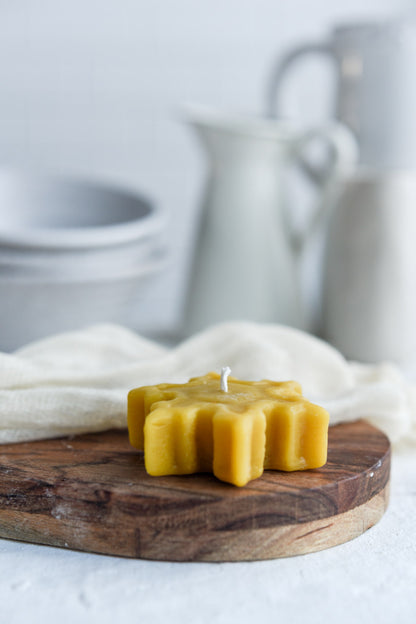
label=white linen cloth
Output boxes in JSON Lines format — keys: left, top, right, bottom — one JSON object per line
{"left": 0, "top": 321, "right": 415, "bottom": 445}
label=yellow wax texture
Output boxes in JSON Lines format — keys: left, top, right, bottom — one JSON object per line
{"left": 127, "top": 372, "right": 329, "bottom": 487}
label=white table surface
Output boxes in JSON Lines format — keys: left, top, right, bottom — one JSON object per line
{"left": 0, "top": 444, "right": 414, "bottom": 624}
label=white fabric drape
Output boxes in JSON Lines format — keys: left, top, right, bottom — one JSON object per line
{"left": 1, "top": 322, "right": 414, "bottom": 445}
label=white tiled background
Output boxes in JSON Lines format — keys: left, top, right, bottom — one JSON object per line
{"left": 0, "top": 0, "right": 410, "bottom": 335}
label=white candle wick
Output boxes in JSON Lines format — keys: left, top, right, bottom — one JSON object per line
{"left": 221, "top": 366, "right": 232, "bottom": 392}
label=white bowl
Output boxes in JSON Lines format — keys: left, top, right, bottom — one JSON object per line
{"left": 0, "top": 237, "right": 165, "bottom": 280}
{"left": 0, "top": 268, "right": 162, "bottom": 351}
{"left": 0, "top": 170, "right": 164, "bottom": 249}
{"left": 0, "top": 170, "right": 167, "bottom": 350}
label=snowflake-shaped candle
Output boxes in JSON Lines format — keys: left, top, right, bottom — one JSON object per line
{"left": 127, "top": 370, "right": 329, "bottom": 487}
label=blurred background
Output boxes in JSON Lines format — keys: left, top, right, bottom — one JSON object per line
{"left": 0, "top": 0, "right": 415, "bottom": 360}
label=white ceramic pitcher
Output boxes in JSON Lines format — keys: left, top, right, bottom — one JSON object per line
{"left": 321, "top": 169, "right": 416, "bottom": 365}
{"left": 268, "top": 20, "right": 416, "bottom": 168}
{"left": 183, "top": 108, "right": 356, "bottom": 335}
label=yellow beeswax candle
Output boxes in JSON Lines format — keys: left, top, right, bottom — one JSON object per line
{"left": 127, "top": 370, "right": 329, "bottom": 487}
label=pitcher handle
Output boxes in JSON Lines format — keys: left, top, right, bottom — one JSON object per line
{"left": 289, "top": 122, "right": 358, "bottom": 255}
{"left": 267, "top": 41, "right": 333, "bottom": 118}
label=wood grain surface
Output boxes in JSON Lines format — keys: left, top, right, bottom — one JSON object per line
{"left": 0, "top": 420, "right": 390, "bottom": 561}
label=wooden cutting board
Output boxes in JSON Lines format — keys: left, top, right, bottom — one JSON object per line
{"left": 0, "top": 420, "right": 390, "bottom": 561}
